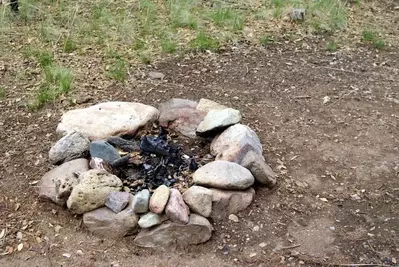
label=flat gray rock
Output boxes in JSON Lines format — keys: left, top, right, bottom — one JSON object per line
{"left": 105, "top": 191, "right": 130, "bottom": 213}
{"left": 56, "top": 102, "right": 159, "bottom": 141}
{"left": 210, "top": 188, "right": 255, "bottom": 220}
{"left": 132, "top": 189, "right": 150, "bottom": 214}
{"left": 49, "top": 131, "right": 90, "bottom": 165}
{"left": 211, "top": 124, "right": 263, "bottom": 162}
{"left": 196, "top": 108, "right": 241, "bottom": 137}
{"left": 182, "top": 186, "right": 212, "bottom": 218}
{"left": 134, "top": 214, "right": 212, "bottom": 247}
{"left": 83, "top": 195, "right": 139, "bottom": 238}
{"left": 38, "top": 158, "right": 89, "bottom": 206}
{"left": 165, "top": 189, "right": 189, "bottom": 224}
{"left": 67, "top": 170, "right": 122, "bottom": 214}
{"left": 196, "top": 98, "right": 227, "bottom": 112}
{"left": 89, "top": 140, "right": 120, "bottom": 163}
{"left": 149, "top": 185, "right": 170, "bottom": 214}
{"left": 193, "top": 161, "right": 254, "bottom": 190}
{"left": 138, "top": 212, "right": 167, "bottom": 228}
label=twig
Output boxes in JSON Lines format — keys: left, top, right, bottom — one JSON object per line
{"left": 277, "top": 244, "right": 301, "bottom": 250}
{"left": 334, "top": 264, "right": 392, "bottom": 267}
{"left": 318, "top": 66, "right": 359, "bottom": 74}
{"left": 293, "top": 95, "right": 312, "bottom": 99}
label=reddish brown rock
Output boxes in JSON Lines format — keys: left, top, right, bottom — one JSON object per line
{"left": 165, "top": 189, "right": 189, "bottom": 224}
{"left": 133, "top": 214, "right": 212, "bottom": 247}
{"left": 209, "top": 188, "right": 255, "bottom": 220}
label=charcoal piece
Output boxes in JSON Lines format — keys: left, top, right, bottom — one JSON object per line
{"left": 107, "top": 136, "right": 141, "bottom": 152}
{"left": 109, "top": 155, "right": 130, "bottom": 168}
{"left": 189, "top": 159, "right": 198, "bottom": 171}
{"left": 140, "top": 136, "right": 171, "bottom": 157}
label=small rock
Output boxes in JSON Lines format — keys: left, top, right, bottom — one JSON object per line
{"left": 138, "top": 212, "right": 166, "bottom": 228}
{"left": 67, "top": 170, "right": 123, "bottom": 214}
{"left": 134, "top": 214, "right": 212, "bottom": 247}
{"left": 196, "top": 98, "right": 227, "bottom": 112}
{"left": 193, "top": 161, "right": 254, "bottom": 190}
{"left": 56, "top": 102, "right": 159, "bottom": 141}
{"left": 149, "top": 185, "right": 170, "bottom": 214}
{"left": 83, "top": 195, "right": 139, "bottom": 238}
{"left": 228, "top": 214, "right": 239, "bottom": 222}
{"left": 49, "top": 131, "right": 90, "bottom": 164}
{"left": 38, "top": 159, "right": 89, "bottom": 206}
{"left": 89, "top": 140, "right": 120, "bottom": 164}
{"left": 182, "top": 186, "right": 212, "bottom": 217}
{"left": 54, "top": 225, "right": 62, "bottom": 233}
{"left": 196, "top": 108, "right": 241, "bottom": 137}
{"left": 351, "top": 194, "right": 361, "bottom": 201}
{"left": 259, "top": 242, "right": 267, "bottom": 248}
{"left": 291, "top": 8, "right": 306, "bottom": 21}
{"left": 165, "top": 189, "right": 189, "bottom": 224}
{"left": 105, "top": 192, "right": 130, "bottom": 213}
{"left": 148, "top": 71, "right": 165, "bottom": 80}
{"left": 210, "top": 188, "right": 255, "bottom": 220}
{"left": 132, "top": 189, "right": 150, "bottom": 213}
{"left": 249, "top": 253, "right": 257, "bottom": 258}
{"left": 241, "top": 150, "right": 277, "bottom": 188}
{"left": 253, "top": 225, "right": 260, "bottom": 231}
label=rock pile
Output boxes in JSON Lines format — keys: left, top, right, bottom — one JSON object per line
{"left": 38, "top": 99, "right": 276, "bottom": 247}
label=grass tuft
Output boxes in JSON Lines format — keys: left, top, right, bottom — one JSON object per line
{"left": 362, "top": 29, "right": 386, "bottom": 49}
{"left": 190, "top": 32, "right": 220, "bottom": 52}
{"left": 0, "top": 87, "right": 5, "bottom": 98}
{"left": 107, "top": 58, "right": 127, "bottom": 82}
{"left": 326, "top": 41, "right": 338, "bottom": 51}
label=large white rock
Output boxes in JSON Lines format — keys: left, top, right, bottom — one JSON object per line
{"left": 196, "top": 98, "right": 227, "bottom": 112}
{"left": 133, "top": 214, "right": 212, "bottom": 247}
{"left": 56, "top": 102, "right": 159, "bottom": 140}
{"left": 196, "top": 108, "right": 241, "bottom": 136}
{"left": 182, "top": 186, "right": 212, "bottom": 217}
{"left": 67, "top": 170, "right": 123, "bottom": 214}
{"left": 38, "top": 158, "right": 90, "bottom": 206}
{"left": 193, "top": 161, "right": 254, "bottom": 190}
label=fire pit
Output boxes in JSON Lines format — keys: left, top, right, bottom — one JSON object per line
{"left": 38, "top": 98, "right": 276, "bottom": 247}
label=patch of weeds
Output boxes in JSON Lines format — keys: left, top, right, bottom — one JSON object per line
{"left": 0, "top": 87, "right": 5, "bottom": 98}
{"left": 362, "top": 29, "right": 385, "bottom": 49}
{"left": 107, "top": 58, "right": 127, "bottom": 82}
{"left": 168, "top": 0, "right": 199, "bottom": 29}
{"left": 138, "top": 51, "right": 152, "bottom": 64}
{"left": 63, "top": 37, "right": 77, "bottom": 53}
{"left": 161, "top": 38, "right": 178, "bottom": 54}
{"left": 210, "top": 8, "right": 243, "bottom": 30}
{"left": 259, "top": 35, "right": 274, "bottom": 46}
{"left": 272, "top": 0, "right": 284, "bottom": 18}
{"left": 132, "top": 39, "right": 146, "bottom": 51}
{"left": 29, "top": 66, "right": 73, "bottom": 110}
{"left": 35, "top": 51, "right": 53, "bottom": 68}
{"left": 310, "top": 0, "right": 347, "bottom": 31}
{"left": 326, "top": 41, "right": 338, "bottom": 51}
{"left": 190, "top": 32, "right": 220, "bottom": 52}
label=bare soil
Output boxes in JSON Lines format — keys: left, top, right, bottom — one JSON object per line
{"left": 1, "top": 40, "right": 398, "bottom": 266}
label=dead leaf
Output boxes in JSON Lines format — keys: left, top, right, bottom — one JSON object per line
{"left": 54, "top": 225, "right": 62, "bottom": 233}
{"left": 62, "top": 253, "right": 71, "bottom": 258}
{"left": 0, "top": 229, "right": 5, "bottom": 239}
{"left": 17, "top": 243, "right": 23, "bottom": 251}
{"left": 14, "top": 203, "right": 21, "bottom": 211}
{"left": 29, "top": 181, "right": 39, "bottom": 185}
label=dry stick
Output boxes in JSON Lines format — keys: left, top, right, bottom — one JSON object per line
{"left": 293, "top": 95, "right": 312, "bottom": 99}
{"left": 318, "top": 66, "right": 360, "bottom": 74}
{"left": 278, "top": 244, "right": 301, "bottom": 250}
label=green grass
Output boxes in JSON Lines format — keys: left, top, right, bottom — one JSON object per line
{"left": 64, "top": 37, "right": 77, "bottom": 53}
{"left": 161, "top": 38, "right": 178, "bottom": 54}
{"left": 209, "top": 9, "right": 244, "bottom": 31}
{"left": 107, "top": 58, "right": 127, "bottom": 82}
{"left": 190, "top": 31, "right": 220, "bottom": 52}
{"left": 260, "top": 35, "right": 275, "bottom": 46}
{"left": 326, "top": 41, "right": 338, "bottom": 51}
{"left": 362, "top": 29, "right": 386, "bottom": 49}
{"left": 0, "top": 87, "right": 5, "bottom": 98}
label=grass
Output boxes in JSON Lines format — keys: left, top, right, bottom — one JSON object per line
{"left": 362, "top": 29, "right": 386, "bottom": 49}
{"left": 0, "top": 87, "right": 5, "bottom": 98}
{"left": 0, "top": 0, "right": 388, "bottom": 111}
{"left": 326, "top": 41, "right": 338, "bottom": 51}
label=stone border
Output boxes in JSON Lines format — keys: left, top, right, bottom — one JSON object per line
{"left": 38, "top": 98, "right": 276, "bottom": 247}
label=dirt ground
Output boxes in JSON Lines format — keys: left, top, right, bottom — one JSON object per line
{"left": 1, "top": 38, "right": 399, "bottom": 267}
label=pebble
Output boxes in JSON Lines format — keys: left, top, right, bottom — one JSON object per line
{"left": 132, "top": 189, "right": 150, "bottom": 214}
{"left": 228, "top": 214, "right": 239, "bottom": 223}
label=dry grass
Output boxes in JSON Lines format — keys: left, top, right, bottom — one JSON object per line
{"left": 0, "top": 0, "right": 394, "bottom": 109}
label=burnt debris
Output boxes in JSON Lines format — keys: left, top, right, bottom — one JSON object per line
{"left": 102, "top": 127, "right": 201, "bottom": 193}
